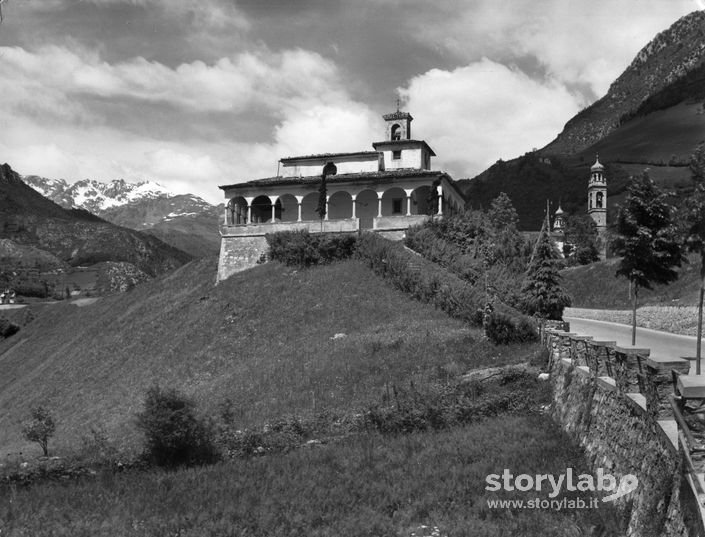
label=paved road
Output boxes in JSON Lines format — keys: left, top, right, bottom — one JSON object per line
{"left": 564, "top": 316, "right": 702, "bottom": 361}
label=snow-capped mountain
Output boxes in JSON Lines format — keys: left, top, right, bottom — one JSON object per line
{"left": 23, "top": 175, "right": 223, "bottom": 257}
{"left": 24, "top": 176, "right": 171, "bottom": 214}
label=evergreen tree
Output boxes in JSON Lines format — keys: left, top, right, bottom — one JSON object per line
{"left": 520, "top": 227, "right": 571, "bottom": 320}
{"left": 613, "top": 172, "right": 683, "bottom": 345}
{"left": 684, "top": 143, "right": 705, "bottom": 373}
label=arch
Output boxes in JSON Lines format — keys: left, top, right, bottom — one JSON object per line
{"left": 391, "top": 123, "right": 401, "bottom": 140}
{"left": 356, "top": 189, "right": 378, "bottom": 229}
{"left": 411, "top": 185, "right": 433, "bottom": 215}
{"left": 328, "top": 190, "right": 353, "bottom": 219}
{"left": 301, "top": 192, "right": 320, "bottom": 221}
{"left": 596, "top": 191, "right": 604, "bottom": 208}
{"left": 227, "top": 196, "right": 248, "bottom": 225}
{"left": 381, "top": 187, "right": 406, "bottom": 216}
{"left": 251, "top": 195, "right": 273, "bottom": 223}
{"left": 278, "top": 193, "right": 299, "bottom": 222}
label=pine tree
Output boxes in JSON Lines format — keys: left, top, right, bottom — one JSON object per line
{"left": 520, "top": 226, "right": 571, "bottom": 320}
{"left": 684, "top": 143, "right": 705, "bottom": 373}
{"left": 613, "top": 172, "right": 683, "bottom": 345}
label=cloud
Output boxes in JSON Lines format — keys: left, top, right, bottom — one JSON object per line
{"left": 400, "top": 59, "right": 582, "bottom": 178}
{"left": 400, "top": 0, "right": 694, "bottom": 98}
{"left": 0, "top": 45, "right": 346, "bottom": 116}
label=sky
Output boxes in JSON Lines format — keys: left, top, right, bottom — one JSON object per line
{"left": 0, "top": 0, "right": 700, "bottom": 204}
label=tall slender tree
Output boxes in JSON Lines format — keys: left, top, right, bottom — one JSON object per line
{"left": 684, "top": 143, "right": 705, "bottom": 373}
{"left": 613, "top": 172, "right": 683, "bottom": 345}
{"left": 520, "top": 223, "right": 571, "bottom": 320}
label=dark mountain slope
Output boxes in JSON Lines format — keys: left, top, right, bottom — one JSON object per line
{"left": 0, "top": 164, "right": 192, "bottom": 277}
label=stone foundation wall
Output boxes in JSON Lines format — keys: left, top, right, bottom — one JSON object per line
{"left": 544, "top": 328, "right": 705, "bottom": 536}
{"left": 216, "top": 236, "right": 268, "bottom": 282}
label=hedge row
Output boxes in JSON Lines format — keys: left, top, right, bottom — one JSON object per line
{"left": 355, "top": 233, "right": 536, "bottom": 344}
{"left": 265, "top": 230, "right": 357, "bottom": 268}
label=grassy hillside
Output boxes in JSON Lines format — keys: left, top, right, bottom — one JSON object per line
{"left": 561, "top": 253, "right": 702, "bottom": 308}
{"left": 0, "top": 258, "right": 532, "bottom": 456}
{"left": 4, "top": 417, "right": 617, "bottom": 537}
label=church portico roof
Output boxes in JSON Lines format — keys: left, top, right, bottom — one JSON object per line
{"left": 219, "top": 169, "right": 448, "bottom": 191}
{"left": 279, "top": 151, "right": 380, "bottom": 163}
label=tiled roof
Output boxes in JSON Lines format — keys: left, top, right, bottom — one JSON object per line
{"left": 279, "top": 151, "right": 379, "bottom": 162}
{"left": 219, "top": 169, "right": 447, "bottom": 190}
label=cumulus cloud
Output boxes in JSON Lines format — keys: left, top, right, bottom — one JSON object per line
{"left": 0, "top": 43, "right": 381, "bottom": 203}
{"left": 0, "top": 45, "right": 346, "bottom": 115}
{"left": 403, "top": 0, "right": 694, "bottom": 98}
{"left": 399, "top": 59, "right": 582, "bottom": 178}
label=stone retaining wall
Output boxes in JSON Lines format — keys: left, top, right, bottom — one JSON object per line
{"left": 543, "top": 327, "right": 705, "bottom": 536}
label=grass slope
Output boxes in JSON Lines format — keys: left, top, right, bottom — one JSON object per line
{"left": 0, "top": 258, "right": 530, "bottom": 456}
{"left": 1, "top": 418, "right": 618, "bottom": 537}
{"left": 561, "top": 253, "right": 702, "bottom": 308}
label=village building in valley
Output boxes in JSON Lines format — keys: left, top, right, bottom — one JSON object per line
{"left": 217, "top": 108, "right": 466, "bottom": 281}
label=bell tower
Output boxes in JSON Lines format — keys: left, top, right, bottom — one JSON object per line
{"left": 383, "top": 108, "right": 413, "bottom": 141}
{"left": 587, "top": 156, "right": 607, "bottom": 230}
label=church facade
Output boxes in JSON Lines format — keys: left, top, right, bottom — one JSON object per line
{"left": 216, "top": 109, "right": 466, "bottom": 281}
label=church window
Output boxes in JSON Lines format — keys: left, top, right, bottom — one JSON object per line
{"left": 596, "top": 191, "right": 603, "bottom": 208}
{"left": 392, "top": 150, "right": 402, "bottom": 160}
{"left": 391, "top": 124, "right": 401, "bottom": 140}
{"left": 392, "top": 198, "right": 403, "bottom": 214}
{"left": 589, "top": 194, "right": 592, "bottom": 209}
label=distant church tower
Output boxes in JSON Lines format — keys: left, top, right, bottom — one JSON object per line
{"left": 587, "top": 156, "right": 607, "bottom": 259}
{"left": 587, "top": 156, "right": 607, "bottom": 230}
{"left": 552, "top": 204, "right": 566, "bottom": 255}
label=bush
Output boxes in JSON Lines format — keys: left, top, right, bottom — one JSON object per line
{"left": 484, "top": 311, "right": 538, "bottom": 345}
{"left": 136, "top": 386, "right": 218, "bottom": 468}
{"left": 266, "top": 230, "right": 357, "bottom": 267}
{"left": 0, "top": 318, "right": 20, "bottom": 338}
{"left": 22, "top": 405, "right": 56, "bottom": 456}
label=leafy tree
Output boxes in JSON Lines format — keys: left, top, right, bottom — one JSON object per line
{"left": 564, "top": 214, "right": 600, "bottom": 265}
{"left": 136, "top": 386, "right": 218, "bottom": 467}
{"left": 22, "top": 404, "right": 56, "bottom": 456}
{"left": 613, "top": 172, "right": 683, "bottom": 345}
{"left": 684, "top": 143, "right": 705, "bottom": 373}
{"left": 520, "top": 227, "right": 571, "bottom": 320}
{"left": 485, "top": 192, "right": 528, "bottom": 270}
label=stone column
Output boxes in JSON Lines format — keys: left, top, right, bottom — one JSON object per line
{"left": 405, "top": 189, "right": 414, "bottom": 216}
{"left": 270, "top": 196, "right": 278, "bottom": 223}
{"left": 325, "top": 196, "right": 329, "bottom": 221}
{"left": 295, "top": 196, "right": 303, "bottom": 222}
{"left": 351, "top": 194, "right": 357, "bottom": 219}
{"left": 437, "top": 185, "right": 444, "bottom": 216}
{"left": 245, "top": 197, "right": 254, "bottom": 224}
{"left": 377, "top": 192, "right": 383, "bottom": 218}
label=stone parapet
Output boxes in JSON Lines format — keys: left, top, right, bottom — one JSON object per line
{"left": 543, "top": 328, "right": 703, "bottom": 536}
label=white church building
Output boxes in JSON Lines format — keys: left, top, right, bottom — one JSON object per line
{"left": 217, "top": 108, "right": 466, "bottom": 281}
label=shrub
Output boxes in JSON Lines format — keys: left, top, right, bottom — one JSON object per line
{"left": 22, "top": 405, "right": 56, "bottom": 456}
{"left": 484, "top": 311, "right": 537, "bottom": 345}
{"left": 136, "top": 386, "right": 218, "bottom": 467}
{"left": 266, "top": 230, "right": 357, "bottom": 267}
{"left": 0, "top": 318, "right": 20, "bottom": 338}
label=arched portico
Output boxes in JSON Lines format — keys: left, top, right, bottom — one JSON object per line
{"left": 381, "top": 187, "right": 406, "bottom": 217}
{"left": 356, "top": 189, "right": 377, "bottom": 230}
{"left": 329, "top": 191, "right": 353, "bottom": 219}
{"left": 251, "top": 195, "right": 275, "bottom": 223}
{"left": 226, "top": 196, "right": 249, "bottom": 225}
{"left": 278, "top": 193, "right": 299, "bottom": 222}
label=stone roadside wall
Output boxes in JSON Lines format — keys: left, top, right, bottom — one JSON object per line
{"left": 544, "top": 326, "right": 705, "bottom": 537}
